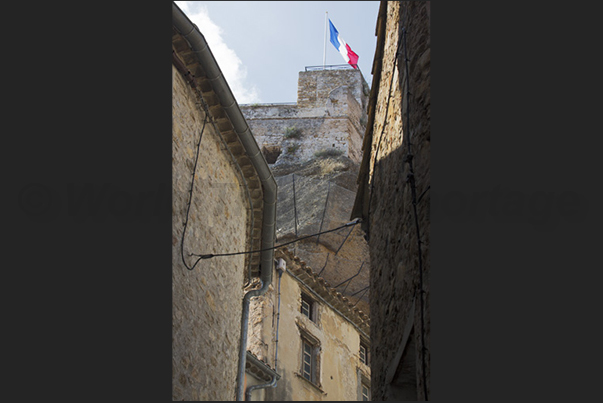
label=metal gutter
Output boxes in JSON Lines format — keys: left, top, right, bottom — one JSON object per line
{"left": 172, "top": 3, "right": 277, "bottom": 401}
{"left": 245, "top": 351, "right": 281, "bottom": 383}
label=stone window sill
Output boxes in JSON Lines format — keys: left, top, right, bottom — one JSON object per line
{"left": 358, "top": 361, "right": 371, "bottom": 373}
{"left": 294, "top": 372, "right": 327, "bottom": 395}
{"left": 296, "top": 316, "right": 322, "bottom": 337}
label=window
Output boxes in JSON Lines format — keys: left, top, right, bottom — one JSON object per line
{"left": 302, "top": 339, "right": 314, "bottom": 381}
{"left": 301, "top": 337, "right": 319, "bottom": 384}
{"left": 301, "top": 293, "right": 315, "bottom": 322}
{"left": 357, "top": 370, "right": 371, "bottom": 401}
{"left": 297, "top": 324, "right": 321, "bottom": 388}
{"left": 361, "top": 383, "right": 371, "bottom": 401}
{"left": 360, "top": 342, "right": 370, "bottom": 366}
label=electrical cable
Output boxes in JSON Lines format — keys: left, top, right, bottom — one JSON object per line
{"left": 175, "top": 60, "right": 255, "bottom": 276}
{"left": 332, "top": 261, "right": 364, "bottom": 290}
{"left": 401, "top": 8, "right": 429, "bottom": 398}
{"left": 192, "top": 218, "right": 362, "bottom": 260}
{"left": 335, "top": 224, "right": 354, "bottom": 255}
{"left": 205, "top": 104, "right": 256, "bottom": 281}
{"left": 317, "top": 254, "right": 329, "bottom": 277}
{"left": 350, "top": 284, "right": 370, "bottom": 297}
{"left": 417, "top": 184, "right": 430, "bottom": 203}
{"left": 180, "top": 112, "right": 208, "bottom": 271}
{"left": 292, "top": 173, "right": 298, "bottom": 237}
{"left": 352, "top": 287, "right": 369, "bottom": 308}
{"left": 315, "top": 181, "right": 331, "bottom": 244}
{"left": 342, "top": 261, "right": 365, "bottom": 295}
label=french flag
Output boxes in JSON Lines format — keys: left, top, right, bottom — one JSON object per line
{"left": 329, "top": 19, "right": 359, "bottom": 69}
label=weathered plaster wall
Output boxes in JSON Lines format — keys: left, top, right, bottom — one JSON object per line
{"left": 172, "top": 64, "right": 250, "bottom": 401}
{"left": 247, "top": 251, "right": 370, "bottom": 401}
{"left": 365, "top": 1, "right": 430, "bottom": 400}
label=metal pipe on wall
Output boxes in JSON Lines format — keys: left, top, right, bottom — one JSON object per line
{"left": 245, "top": 258, "right": 286, "bottom": 400}
{"left": 172, "top": 3, "right": 278, "bottom": 401}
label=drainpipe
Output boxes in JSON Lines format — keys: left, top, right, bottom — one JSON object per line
{"left": 245, "top": 258, "right": 285, "bottom": 400}
{"left": 172, "top": 3, "right": 278, "bottom": 402}
{"left": 274, "top": 258, "right": 285, "bottom": 372}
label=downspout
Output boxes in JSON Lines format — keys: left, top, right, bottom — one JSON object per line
{"left": 245, "top": 258, "right": 285, "bottom": 400}
{"left": 172, "top": 3, "right": 278, "bottom": 401}
{"left": 274, "top": 259, "right": 285, "bottom": 372}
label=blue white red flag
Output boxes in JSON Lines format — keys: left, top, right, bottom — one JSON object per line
{"left": 329, "top": 19, "right": 359, "bottom": 69}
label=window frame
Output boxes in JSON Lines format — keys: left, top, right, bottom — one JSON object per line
{"left": 301, "top": 338, "right": 315, "bottom": 382}
{"left": 298, "top": 326, "right": 321, "bottom": 387}
{"left": 361, "top": 382, "right": 371, "bottom": 401}
{"left": 359, "top": 341, "right": 370, "bottom": 366}
{"left": 300, "top": 292, "right": 317, "bottom": 323}
{"left": 357, "top": 369, "right": 371, "bottom": 401}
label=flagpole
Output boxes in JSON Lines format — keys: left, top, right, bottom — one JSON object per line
{"left": 323, "top": 11, "right": 328, "bottom": 69}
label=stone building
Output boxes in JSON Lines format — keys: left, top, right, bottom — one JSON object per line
{"left": 240, "top": 68, "right": 372, "bottom": 316}
{"left": 172, "top": 3, "right": 277, "bottom": 400}
{"left": 241, "top": 68, "right": 369, "bottom": 166}
{"left": 352, "top": 1, "right": 431, "bottom": 400}
{"left": 244, "top": 248, "right": 371, "bottom": 401}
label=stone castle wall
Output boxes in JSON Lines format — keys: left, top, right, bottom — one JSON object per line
{"left": 297, "top": 69, "right": 369, "bottom": 111}
{"left": 241, "top": 69, "right": 369, "bottom": 165}
{"left": 172, "top": 64, "right": 250, "bottom": 401}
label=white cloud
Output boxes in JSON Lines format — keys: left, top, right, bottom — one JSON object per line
{"left": 175, "top": 1, "right": 261, "bottom": 104}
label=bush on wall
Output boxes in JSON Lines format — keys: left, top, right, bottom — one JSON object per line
{"left": 314, "top": 148, "right": 344, "bottom": 158}
{"left": 283, "top": 126, "right": 302, "bottom": 139}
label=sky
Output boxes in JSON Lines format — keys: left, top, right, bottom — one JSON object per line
{"left": 174, "top": 1, "right": 380, "bottom": 104}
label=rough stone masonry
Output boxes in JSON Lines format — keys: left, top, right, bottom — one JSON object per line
{"left": 241, "top": 69, "right": 369, "bottom": 166}
{"left": 172, "top": 63, "right": 250, "bottom": 401}
{"left": 240, "top": 68, "right": 373, "bottom": 315}
{"left": 352, "top": 1, "right": 430, "bottom": 400}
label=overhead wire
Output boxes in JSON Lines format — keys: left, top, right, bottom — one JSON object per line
{"left": 335, "top": 225, "right": 355, "bottom": 255}
{"left": 352, "top": 287, "right": 369, "bottom": 308}
{"left": 192, "top": 219, "right": 362, "bottom": 260}
{"left": 332, "top": 261, "right": 365, "bottom": 290}
{"left": 317, "top": 254, "right": 329, "bottom": 277}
